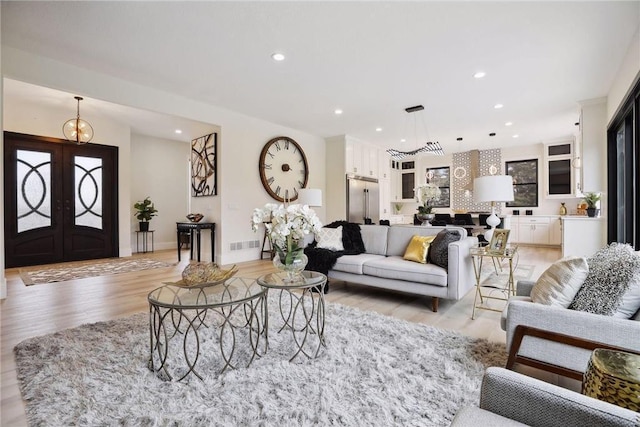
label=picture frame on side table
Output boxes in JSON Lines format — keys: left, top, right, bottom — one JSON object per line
{"left": 489, "top": 229, "right": 510, "bottom": 254}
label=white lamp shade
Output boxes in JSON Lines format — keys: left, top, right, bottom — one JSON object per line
{"left": 297, "top": 188, "right": 322, "bottom": 207}
{"left": 473, "top": 175, "right": 514, "bottom": 203}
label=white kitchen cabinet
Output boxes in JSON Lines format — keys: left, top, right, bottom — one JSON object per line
{"left": 379, "top": 177, "right": 390, "bottom": 219}
{"left": 561, "top": 216, "right": 605, "bottom": 257}
{"left": 378, "top": 151, "right": 390, "bottom": 180}
{"left": 346, "top": 139, "right": 378, "bottom": 178}
{"left": 510, "top": 216, "right": 561, "bottom": 246}
{"left": 549, "top": 217, "right": 562, "bottom": 245}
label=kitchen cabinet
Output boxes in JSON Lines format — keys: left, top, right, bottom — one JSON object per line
{"left": 510, "top": 216, "right": 561, "bottom": 246}
{"left": 561, "top": 216, "right": 605, "bottom": 257}
{"left": 544, "top": 140, "right": 581, "bottom": 198}
{"left": 549, "top": 216, "right": 562, "bottom": 245}
{"left": 346, "top": 139, "right": 378, "bottom": 178}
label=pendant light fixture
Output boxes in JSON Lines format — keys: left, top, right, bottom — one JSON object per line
{"left": 386, "top": 105, "right": 444, "bottom": 159}
{"left": 63, "top": 96, "right": 94, "bottom": 144}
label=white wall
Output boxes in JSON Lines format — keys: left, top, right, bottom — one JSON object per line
{"left": 608, "top": 27, "right": 640, "bottom": 122}
{"left": 1, "top": 46, "right": 326, "bottom": 266}
{"left": 130, "top": 134, "right": 192, "bottom": 253}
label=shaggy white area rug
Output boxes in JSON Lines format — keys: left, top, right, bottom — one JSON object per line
{"left": 19, "top": 258, "right": 175, "bottom": 285}
{"left": 15, "top": 298, "right": 507, "bottom": 426}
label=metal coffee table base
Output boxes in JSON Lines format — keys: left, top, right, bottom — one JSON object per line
{"left": 265, "top": 285, "right": 326, "bottom": 362}
{"left": 148, "top": 295, "right": 264, "bottom": 381}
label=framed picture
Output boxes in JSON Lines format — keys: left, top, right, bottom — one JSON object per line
{"left": 191, "top": 133, "right": 217, "bottom": 197}
{"left": 489, "top": 229, "right": 510, "bottom": 254}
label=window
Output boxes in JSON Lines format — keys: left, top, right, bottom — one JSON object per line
{"left": 607, "top": 76, "right": 639, "bottom": 249}
{"left": 506, "top": 159, "right": 538, "bottom": 207}
{"left": 426, "top": 166, "right": 450, "bottom": 207}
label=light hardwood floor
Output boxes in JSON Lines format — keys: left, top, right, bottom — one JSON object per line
{"left": 1, "top": 246, "right": 561, "bottom": 426}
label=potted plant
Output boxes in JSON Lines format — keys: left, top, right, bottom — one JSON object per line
{"left": 582, "top": 192, "right": 601, "bottom": 217}
{"left": 415, "top": 183, "right": 441, "bottom": 225}
{"left": 134, "top": 196, "right": 158, "bottom": 231}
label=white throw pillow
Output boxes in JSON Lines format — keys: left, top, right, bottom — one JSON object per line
{"left": 530, "top": 256, "right": 589, "bottom": 308}
{"left": 315, "top": 226, "right": 344, "bottom": 251}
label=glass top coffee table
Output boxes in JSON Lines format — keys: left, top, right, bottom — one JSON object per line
{"left": 148, "top": 277, "right": 265, "bottom": 381}
{"left": 257, "top": 271, "right": 327, "bottom": 361}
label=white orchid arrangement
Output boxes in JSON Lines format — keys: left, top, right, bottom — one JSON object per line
{"left": 415, "top": 183, "right": 441, "bottom": 214}
{"left": 251, "top": 203, "right": 322, "bottom": 264}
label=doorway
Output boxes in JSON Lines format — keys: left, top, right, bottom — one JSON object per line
{"left": 4, "top": 132, "right": 119, "bottom": 268}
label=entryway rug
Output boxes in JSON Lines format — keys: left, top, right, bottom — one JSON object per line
{"left": 14, "top": 299, "right": 507, "bottom": 425}
{"left": 19, "top": 257, "right": 175, "bottom": 285}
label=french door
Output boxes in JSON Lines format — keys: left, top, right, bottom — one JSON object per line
{"left": 4, "top": 132, "right": 119, "bottom": 268}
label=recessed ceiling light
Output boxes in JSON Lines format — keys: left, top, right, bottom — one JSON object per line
{"left": 271, "top": 52, "right": 285, "bottom": 61}
{"left": 175, "top": 129, "right": 182, "bottom": 134}
{"left": 334, "top": 109, "right": 343, "bottom": 115}
{"left": 456, "top": 137, "right": 463, "bottom": 141}
{"left": 489, "top": 132, "right": 496, "bottom": 137}
{"left": 505, "top": 122, "right": 513, "bottom": 126}
{"left": 513, "top": 134, "right": 519, "bottom": 138}
{"left": 375, "top": 127, "right": 383, "bottom": 132}
{"left": 400, "top": 138, "right": 406, "bottom": 142}
{"left": 494, "top": 104, "right": 504, "bottom": 109}
{"left": 473, "top": 71, "right": 486, "bottom": 79}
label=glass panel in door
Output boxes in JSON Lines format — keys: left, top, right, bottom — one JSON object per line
{"left": 74, "top": 155, "right": 103, "bottom": 229}
{"left": 16, "top": 149, "right": 52, "bottom": 233}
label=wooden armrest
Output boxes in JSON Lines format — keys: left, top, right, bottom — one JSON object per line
{"left": 506, "top": 325, "right": 640, "bottom": 381}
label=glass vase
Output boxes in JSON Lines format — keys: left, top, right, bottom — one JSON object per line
{"left": 273, "top": 251, "right": 308, "bottom": 283}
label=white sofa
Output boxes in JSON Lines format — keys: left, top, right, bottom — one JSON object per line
{"left": 327, "top": 225, "right": 477, "bottom": 312}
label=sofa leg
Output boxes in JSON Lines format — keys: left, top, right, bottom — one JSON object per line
{"left": 431, "top": 297, "right": 439, "bottom": 312}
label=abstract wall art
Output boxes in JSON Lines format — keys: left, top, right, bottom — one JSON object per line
{"left": 191, "top": 133, "right": 217, "bottom": 197}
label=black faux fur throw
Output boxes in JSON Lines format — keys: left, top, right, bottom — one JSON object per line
{"left": 323, "top": 221, "right": 366, "bottom": 255}
{"left": 304, "top": 221, "right": 366, "bottom": 293}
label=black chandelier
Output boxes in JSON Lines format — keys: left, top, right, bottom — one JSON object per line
{"left": 386, "top": 105, "right": 444, "bottom": 159}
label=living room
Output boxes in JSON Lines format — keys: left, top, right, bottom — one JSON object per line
{"left": 2, "top": 2, "right": 640, "bottom": 425}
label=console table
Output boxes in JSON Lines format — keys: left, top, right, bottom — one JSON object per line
{"left": 176, "top": 222, "right": 215, "bottom": 262}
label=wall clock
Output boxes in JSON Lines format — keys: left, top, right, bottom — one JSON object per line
{"left": 258, "top": 136, "right": 309, "bottom": 202}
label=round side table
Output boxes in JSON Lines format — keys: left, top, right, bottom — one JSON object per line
{"left": 582, "top": 348, "right": 640, "bottom": 411}
{"left": 257, "top": 270, "right": 327, "bottom": 362}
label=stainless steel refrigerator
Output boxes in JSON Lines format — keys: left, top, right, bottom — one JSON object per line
{"left": 347, "top": 175, "right": 380, "bottom": 224}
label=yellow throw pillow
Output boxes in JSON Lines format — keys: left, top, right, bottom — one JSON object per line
{"left": 403, "top": 235, "right": 436, "bottom": 264}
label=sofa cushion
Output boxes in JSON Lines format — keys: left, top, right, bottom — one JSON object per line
{"left": 530, "top": 256, "right": 589, "bottom": 308}
{"left": 569, "top": 243, "right": 640, "bottom": 318}
{"left": 428, "top": 229, "right": 462, "bottom": 270}
{"left": 362, "top": 256, "right": 448, "bottom": 286}
{"left": 386, "top": 225, "right": 459, "bottom": 257}
{"left": 332, "top": 253, "right": 386, "bottom": 275}
{"left": 315, "top": 226, "right": 344, "bottom": 251}
{"left": 403, "top": 235, "right": 436, "bottom": 264}
{"left": 359, "top": 225, "right": 389, "bottom": 255}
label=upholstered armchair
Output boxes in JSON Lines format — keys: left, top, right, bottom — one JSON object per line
{"left": 450, "top": 367, "right": 639, "bottom": 427}
{"left": 502, "top": 280, "right": 640, "bottom": 381}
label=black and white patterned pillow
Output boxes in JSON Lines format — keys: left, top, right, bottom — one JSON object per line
{"left": 569, "top": 243, "right": 640, "bottom": 317}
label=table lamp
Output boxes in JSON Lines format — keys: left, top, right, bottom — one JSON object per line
{"left": 473, "top": 175, "right": 514, "bottom": 242}
{"left": 297, "top": 188, "right": 322, "bottom": 207}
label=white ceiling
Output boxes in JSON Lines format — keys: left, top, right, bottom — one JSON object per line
{"left": 2, "top": 1, "right": 639, "bottom": 152}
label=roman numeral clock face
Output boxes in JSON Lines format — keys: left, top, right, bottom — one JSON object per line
{"left": 259, "top": 136, "right": 309, "bottom": 203}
